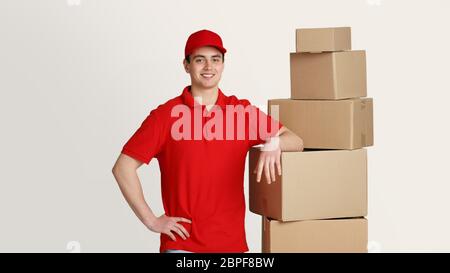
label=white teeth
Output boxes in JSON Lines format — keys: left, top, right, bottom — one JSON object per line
{"left": 201, "top": 74, "right": 214, "bottom": 78}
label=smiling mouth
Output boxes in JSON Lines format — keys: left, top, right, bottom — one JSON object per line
{"left": 201, "top": 73, "right": 215, "bottom": 79}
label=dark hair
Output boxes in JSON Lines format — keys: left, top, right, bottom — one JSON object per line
{"left": 185, "top": 53, "right": 225, "bottom": 64}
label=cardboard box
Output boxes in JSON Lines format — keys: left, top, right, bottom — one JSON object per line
{"left": 249, "top": 148, "right": 367, "bottom": 221}
{"left": 296, "top": 27, "right": 351, "bottom": 53}
{"left": 268, "top": 98, "right": 373, "bottom": 149}
{"left": 290, "top": 50, "right": 367, "bottom": 99}
{"left": 262, "top": 217, "right": 368, "bottom": 253}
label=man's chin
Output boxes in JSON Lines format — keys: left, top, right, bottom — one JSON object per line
{"left": 197, "top": 81, "right": 219, "bottom": 89}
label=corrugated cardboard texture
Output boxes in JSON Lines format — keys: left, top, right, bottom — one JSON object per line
{"left": 262, "top": 217, "right": 368, "bottom": 253}
{"left": 296, "top": 27, "right": 351, "bottom": 53}
{"left": 290, "top": 50, "right": 367, "bottom": 99}
{"left": 268, "top": 98, "right": 373, "bottom": 149}
{"left": 249, "top": 148, "right": 367, "bottom": 221}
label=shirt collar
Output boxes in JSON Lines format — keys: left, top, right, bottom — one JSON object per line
{"left": 181, "top": 85, "right": 227, "bottom": 109}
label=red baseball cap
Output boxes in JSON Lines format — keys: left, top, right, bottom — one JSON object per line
{"left": 184, "top": 29, "right": 227, "bottom": 58}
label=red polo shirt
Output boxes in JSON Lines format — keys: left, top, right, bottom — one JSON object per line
{"left": 121, "top": 86, "right": 282, "bottom": 253}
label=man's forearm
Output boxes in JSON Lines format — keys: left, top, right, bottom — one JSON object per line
{"left": 112, "top": 167, "right": 157, "bottom": 228}
{"left": 279, "top": 129, "right": 304, "bottom": 152}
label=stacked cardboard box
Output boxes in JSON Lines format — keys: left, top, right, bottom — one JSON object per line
{"left": 249, "top": 27, "right": 373, "bottom": 253}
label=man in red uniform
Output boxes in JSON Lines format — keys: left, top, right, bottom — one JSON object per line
{"left": 112, "top": 29, "right": 303, "bottom": 253}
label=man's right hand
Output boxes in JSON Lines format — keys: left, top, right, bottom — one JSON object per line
{"left": 146, "top": 214, "right": 192, "bottom": 241}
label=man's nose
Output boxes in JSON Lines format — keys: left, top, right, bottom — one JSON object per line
{"left": 204, "top": 60, "right": 213, "bottom": 70}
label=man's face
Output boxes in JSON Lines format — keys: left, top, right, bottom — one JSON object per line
{"left": 183, "top": 46, "right": 224, "bottom": 90}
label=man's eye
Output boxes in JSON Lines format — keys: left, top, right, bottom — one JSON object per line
{"left": 195, "top": 59, "right": 204, "bottom": 63}
{"left": 213, "top": 58, "right": 220, "bottom": 62}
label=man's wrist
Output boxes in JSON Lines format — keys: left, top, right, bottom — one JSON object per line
{"left": 260, "top": 136, "right": 280, "bottom": 152}
{"left": 143, "top": 214, "right": 157, "bottom": 228}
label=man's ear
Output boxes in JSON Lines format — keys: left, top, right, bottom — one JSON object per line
{"left": 183, "top": 59, "right": 189, "bottom": 73}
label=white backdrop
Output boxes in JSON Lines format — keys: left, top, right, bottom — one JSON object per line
{"left": 1, "top": 0, "right": 450, "bottom": 252}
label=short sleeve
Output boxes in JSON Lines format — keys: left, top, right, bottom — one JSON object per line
{"left": 247, "top": 104, "right": 283, "bottom": 148}
{"left": 121, "top": 108, "right": 166, "bottom": 164}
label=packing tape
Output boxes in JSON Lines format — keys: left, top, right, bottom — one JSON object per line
{"left": 262, "top": 198, "right": 268, "bottom": 216}
{"left": 361, "top": 100, "right": 367, "bottom": 146}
